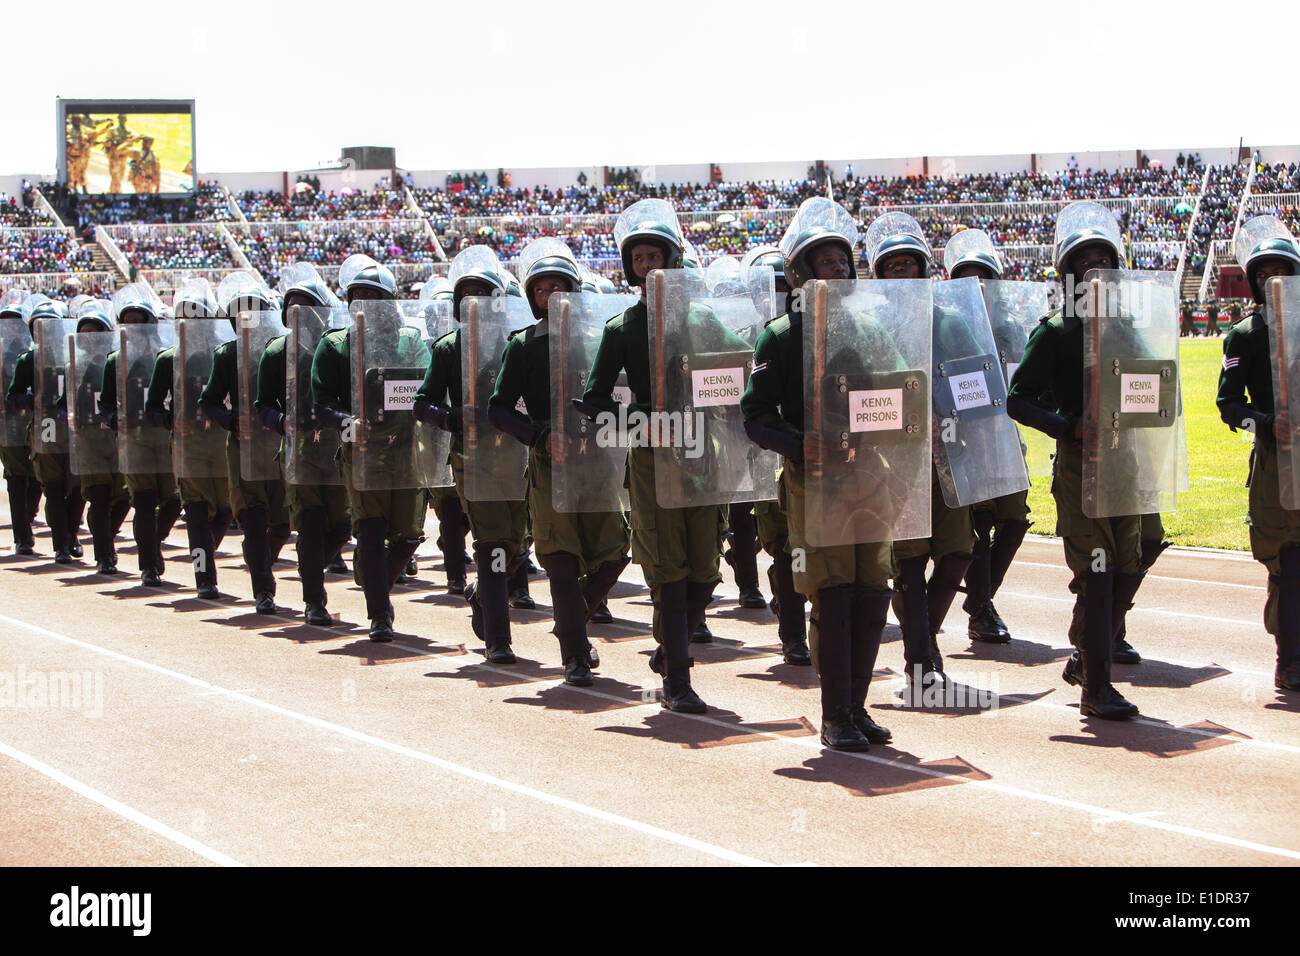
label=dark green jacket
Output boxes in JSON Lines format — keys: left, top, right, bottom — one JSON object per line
{"left": 1217, "top": 307, "right": 1273, "bottom": 432}
{"left": 489, "top": 324, "right": 550, "bottom": 443}
{"left": 582, "top": 299, "right": 652, "bottom": 417}
{"left": 256, "top": 333, "right": 288, "bottom": 416}
{"left": 415, "top": 328, "right": 463, "bottom": 421}
{"left": 1007, "top": 308, "right": 1082, "bottom": 440}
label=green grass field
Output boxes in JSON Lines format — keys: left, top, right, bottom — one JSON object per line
{"left": 1023, "top": 337, "right": 1253, "bottom": 550}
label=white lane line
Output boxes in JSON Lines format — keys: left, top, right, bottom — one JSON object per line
{"left": 451, "top": 663, "right": 1300, "bottom": 861}
{"left": 998, "top": 590, "right": 1264, "bottom": 629}
{"left": 0, "top": 613, "right": 771, "bottom": 868}
{"left": 0, "top": 739, "right": 244, "bottom": 867}
{"left": 1009, "top": 560, "right": 1265, "bottom": 591}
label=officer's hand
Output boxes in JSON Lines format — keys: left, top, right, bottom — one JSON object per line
{"left": 1074, "top": 417, "right": 1100, "bottom": 450}
{"left": 803, "top": 431, "right": 825, "bottom": 469}
{"left": 545, "top": 431, "right": 571, "bottom": 463}
{"left": 1275, "top": 412, "right": 1293, "bottom": 448}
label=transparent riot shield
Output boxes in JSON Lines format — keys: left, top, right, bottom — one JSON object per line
{"left": 550, "top": 291, "right": 639, "bottom": 513}
{"left": 68, "top": 331, "right": 118, "bottom": 476}
{"left": 174, "top": 319, "right": 236, "bottom": 479}
{"left": 646, "top": 269, "right": 779, "bottom": 509}
{"left": 236, "top": 309, "right": 288, "bottom": 481}
{"left": 460, "top": 295, "right": 537, "bottom": 502}
{"left": 982, "top": 279, "right": 1053, "bottom": 479}
{"left": 33, "top": 318, "right": 77, "bottom": 455}
{"left": 1081, "top": 269, "right": 1182, "bottom": 518}
{"left": 118, "top": 324, "right": 177, "bottom": 474}
{"left": 285, "top": 305, "right": 348, "bottom": 486}
{"left": 1, "top": 318, "right": 34, "bottom": 447}
{"left": 412, "top": 300, "right": 454, "bottom": 489}
{"left": 349, "top": 300, "right": 435, "bottom": 492}
{"left": 1266, "top": 276, "right": 1300, "bottom": 509}
{"left": 931, "top": 278, "right": 1030, "bottom": 507}
{"left": 801, "top": 278, "right": 932, "bottom": 547}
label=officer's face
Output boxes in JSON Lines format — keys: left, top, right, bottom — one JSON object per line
{"left": 348, "top": 286, "right": 387, "bottom": 303}
{"left": 629, "top": 243, "right": 666, "bottom": 283}
{"left": 1067, "top": 242, "right": 1117, "bottom": 278}
{"left": 1254, "top": 258, "right": 1295, "bottom": 290}
{"left": 458, "top": 279, "right": 494, "bottom": 301}
{"left": 809, "top": 243, "right": 851, "bottom": 281}
{"left": 76, "top": 319, "right": 103, "bottom": 335}
{"left": 951, "top": 263, "right": 997, "bottom": 281}
{"left": 879, "top": 253, "right": 923, "bottom": 280}
{"left": 119, "top": 307, "right": 152, "bottom": 326}
{"left": 530, "top": 275, "right": 569, "bottom": 317}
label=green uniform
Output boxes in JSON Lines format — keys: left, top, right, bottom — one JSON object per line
{"left": 256, "top": 333, "right": 349, "bottom": 531}
{"left": 1217, "top": 307, "right": 1300, "bottom": 639}
{"left": 418, "top": 327, "right": 525, "bottom": 557}
{"left": 582, "top": 299, "right": 726, "bottom": 589}
{"left": 1009, "top": 307, "right": 1141, "bottom": 649}
{"left": 199, "top": 339, "right": 288, "bottom": 524}
{"left": 741, "top": 305, "right": 897, "bottom": 667}
{"left": 490, "top": 323, "right": 628, "bottom": 573}
{"left": 147, "top": 345, "right": 230, "bottom": 513}
{"left": 312, "top": 326, "right": 426, "bottom": 539}
{"left": 102, "top": 349, "right": 179, "bottom": 502}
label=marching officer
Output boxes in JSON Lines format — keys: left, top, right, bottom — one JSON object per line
{"left": 741, "top": 197, "right": 895, "bottom": 749}
{"left": 581, "top": 199, "right": 725, "bottom": 712}
{"left": 1, "top": 289, "right": 42, "bottom": 555}
{"left": 413, "top": 246, "right": 527, "bottom": 661}
{"left": 199, "top": 273, "right": 291, "bottom": 612}
{"left": 1007, "top": 200, "right": 1145, "bottom": 719}
{"left": 488, "top": 238, "right": 630, "bottom": 685}
{"left": 1216, "top": 214, "right": 1300, "bottom": 691}
{"left": 312, "top": 256, "right": 427, "bottom": 640}
{"left": 942, "top": 228, "right": 1032, "bottom": 645}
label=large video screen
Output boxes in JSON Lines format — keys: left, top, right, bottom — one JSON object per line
{"left": 57, "top": 99, "right": 196, "bottom": 195}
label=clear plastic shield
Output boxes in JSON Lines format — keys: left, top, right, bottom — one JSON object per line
{"left": 285, "top": 305, "right": 348, "bottom": 486}
{"left": 236, "top": 310, "right": 288, "bottom": 481}
{"left": 1082, "top": 269, "right": 1182, "bottom": 518}
{"left": 801, "top": 278, "right": 933, "bottom": 546}
{"left": 414, "top": 300, "right": 454, "bottom": 488}
{"left": 460, "top": 295, "right": 537, "bottom": 502}
{"left": 173, "top": 319, "right": 236, "bottom": 479}
{"left": 118, "top": 324, "right": 177, "bottom": 474}
{"left": 550, "top": 291, "right": 639, "bottom": 513}
{"left": 646, "top": 269, "right": 779, "bottom": 509}
{"left": 33, "top": 318, "right": 77, "bottom": 455}
{"left": 68, "top": 331, "right": 119, "bottom": 475}
{"left": 982, "top": 279, "right": 1052, "bottom": 478}
{"left": 1265, "top": 276, "right": 1300, "bottom": 509}
{"left": 349, "top": 300, "right": 435, "bottom": 492}
{"left": 1, "top": 318, "right": 34, "bottom": 446}
{"left": 931, "top": 278, "right": 1030, "bottom": 507}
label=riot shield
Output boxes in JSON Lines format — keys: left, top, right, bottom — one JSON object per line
{"left": 68, "top": 331, "right": 118, "bottom": 476}
{"left": 982, "top": 279, "right": 1053, "bottom": 479}
{"left": 349, "top": 300, "right": 435, "bottom": 492}
{"left": 1081, "top": 269, "right": 1182, "bottom": 518}
{"left": 1266, "top": 276, "right": 1300, "bottom": 509}
{"left": 931, "top": 278, "right": 1030, "bottom": 508}
{"left": 33, "top": 318, "right": 77, "bottom": 455}
{"left": 173, "top": 319, "right": 236, "bottom": 479}
{"left": 285, "top": 305, "right": 348, "bottom": 486}
{"left": 550, "top": 291, "right": 639, "bottom": 513}
{"left": 646, "top": 269, "right": 779, "bottom": 509}
{"left": 412, "top": 299, "right": 454, "bottom": 489}
{"left": 1, "top": 318, "right": 33, "bottom": 447}
{"left": 460, "top": 295, "right": 537, "bottom": 502}
{"left": 236, "top": 309, "right": 288, "bottom": 481}
{"left": 800, "top": 278, "right": 932, "bottom": 547}
{"left": 118, "top": 324, "right": 177, "bottom": 474}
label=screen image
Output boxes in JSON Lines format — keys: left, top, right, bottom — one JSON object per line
{"left": 62, "top": 107, "right": 195, "bottom": 195}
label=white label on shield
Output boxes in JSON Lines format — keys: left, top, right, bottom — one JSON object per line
{"left": 692, "top": 367, "right": 744, "bottom": 407}
{"left": 849, "top": 388, "right": 903, "bottom": 432}
{"left": 612, "top": 385, "right": 633, "bottom": 406}
{"left": 948, "top": 370, "right": 991, "bottom": 412}
{"left": 1120, "top": 373, "right": 1161, "bottom": 413}
{"left": 1003, "top": 362, "right": 1019, "bottom": 386}
{"left": 383, "top": 379, "right": 422, "bottom": 411}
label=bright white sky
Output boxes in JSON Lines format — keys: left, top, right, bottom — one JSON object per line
{"left": 8, "top": 0, "right": 1296, "bottom": 176}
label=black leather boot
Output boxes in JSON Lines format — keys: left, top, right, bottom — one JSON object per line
{"left": 1111, "top": 570, "right": 1146, "bottom": 665}
{"left": 45, "top": 480, "right": 72, "bottom": 562}
{"left": 773, "top": 540, "right": 810, "bottom": 665}
{"left": 927, "top": 551, "right": 975, "bottom": 659}
{"left": 155, "top": 496, "right": 182, "bottom": 573}
{"left": 659, "top": 580, "right": 705, "bottom": 712}
{"left": 184, "top": 501, "right": 219, "bottom": 598}
{"left": 508, "top": 561, "right": 535, "bottom": 609}
{"left": 86, "top": 484, "right": 118, "bottom": 573}
{"left": 7, "top": 476, "right": 36, "bottom": 553}
{"left": 726, "top": 504, "right": 765, "bottom": 608}
{"left": 1081, "top": 568, "right": 1138, "bottom": 719}
{"left": 816, "top": 586, "right": 869, "bottom": 750}
{"left": 897, "top": 555, "right": 943, "bottom": 696}
{"left": 475, "top": 541, "right": 515, "bottom": 662}
{"left": 547, "top": 553, "right": 592, "bottom": 686}
{"left": 1274, "top": 547, "right": 1300, "bottom": 690}
{"left": 851, "top": 589, "right": 893, "bottom": 743}
{"left": 239, "top": 507, "right": 275, "bottom": 611}
{"left": 65, "top": 488, "right": 84, "bottom": 558}
{"left": 357, "top": 517, "right": 392, "bottom": 640}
